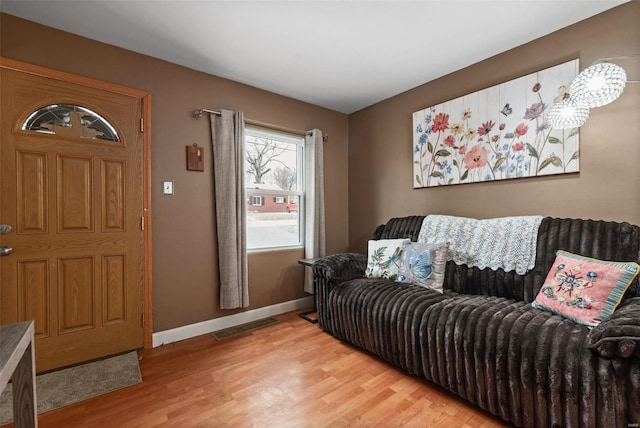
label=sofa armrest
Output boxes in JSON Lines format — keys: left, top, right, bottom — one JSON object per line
{"left": 313, "top": 253, "right": 367, "bottom": 284}
{"left": 313, "top": 253, "right": 367, "bottom": 331}
{"left": 586, "top": 297, "right": 640, "bottom": 359}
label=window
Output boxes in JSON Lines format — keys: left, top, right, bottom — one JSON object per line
{"left": 245, "top": 127, "right": 304, "bottom": 251}
{"left": 248, "top": 196, "right": 264, "bottom": 206}
{"left": 22, "top": 104, "right": 120, "bottom": 142}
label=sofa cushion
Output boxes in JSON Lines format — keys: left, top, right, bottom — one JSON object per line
{"left": 531, "top": 250, "right": 640, "bottom": 328}
{"left": 396, "top": 242, "right": 448, "bottom": 293}
{"left": 325, "top": 277, "right": 449, "bottom": 374}
{"left": 365, "top": 238, "right": 410, "bottom": 280}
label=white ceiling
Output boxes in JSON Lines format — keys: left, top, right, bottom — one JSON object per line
{"left": 1, "top": 0, "right": 629, "bottom": 114}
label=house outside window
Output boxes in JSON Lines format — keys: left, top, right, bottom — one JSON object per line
{"left": 245, "top": 127, "right": 304, "bottom": 251}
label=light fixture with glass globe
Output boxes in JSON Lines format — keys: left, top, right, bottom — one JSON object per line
{"left": 547, "top": 55, "right": 638, "bottom": 129}
{"left": 569, "top": 60, "right": 627, "bottom": 108}
{"left": 548, "top": 93, "right": 590, "bottom": 129}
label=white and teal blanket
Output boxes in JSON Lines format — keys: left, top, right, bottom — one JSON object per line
{"left": 418, "top": 215, "right": 544, "bottom": 275}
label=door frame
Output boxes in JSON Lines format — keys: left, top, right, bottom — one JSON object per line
{"left": 0, "top": 57, "right": 154, "bottom": 349}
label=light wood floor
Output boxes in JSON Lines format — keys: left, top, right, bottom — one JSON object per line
{"left": 12, "top": 311, "right": 506, "bottom": 427}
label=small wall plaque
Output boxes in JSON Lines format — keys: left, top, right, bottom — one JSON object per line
{"left": 186, "top": 144, "right": 204, "bottom": 171}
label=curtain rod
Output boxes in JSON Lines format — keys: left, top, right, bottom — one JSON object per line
{"left": 193, "top": 108, "right": 328, "bottom": 141}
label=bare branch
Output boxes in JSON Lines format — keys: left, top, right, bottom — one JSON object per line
{"left": 246, "top": 137, "right": 288, "bottom": 184}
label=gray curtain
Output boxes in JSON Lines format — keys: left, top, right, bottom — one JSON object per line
{"left": 210, "top": 110, "right": 249, "bottom": 309}
{"left": 304, "top": 129, "right": 326, "bottom": 293}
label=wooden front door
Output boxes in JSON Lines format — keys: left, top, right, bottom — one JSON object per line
{"left": 1, "top": 61, "right": 147, "bottom": 372}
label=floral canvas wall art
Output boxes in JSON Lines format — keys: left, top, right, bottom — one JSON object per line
{"left": 412, "top": 60, "right": 579, "bottom": 188}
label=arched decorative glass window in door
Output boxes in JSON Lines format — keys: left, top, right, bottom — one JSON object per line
{"left": 21, "top": 104, "right": 120, "bottom": 142}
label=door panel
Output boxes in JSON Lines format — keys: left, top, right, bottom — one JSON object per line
{"left": 102, "top": 161, "right": 125, "bottom": 232}
{"left": 103, "top": 254, "right": 126, "bottom": 324}
{"left": 17, "top": 151, "right": 48, "bottom": 233}
{"left": 18, "top": 259, "right": 50, "bottom": 337}
{"left": 58, "top": 256, "right": 95, "bottom": 333}
{"left": 57, "top": 155, "right": 94, "bottom": 232}
{"left": 1, "top": 64, "right": 145, "bottom": 372}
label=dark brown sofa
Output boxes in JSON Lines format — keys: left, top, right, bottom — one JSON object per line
{"left": 313, "top": 216, "right": 640, "bottom": 427}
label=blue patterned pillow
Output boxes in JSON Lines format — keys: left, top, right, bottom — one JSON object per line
{"left": 396, "top": 242, "right": 448, "bottom": 293}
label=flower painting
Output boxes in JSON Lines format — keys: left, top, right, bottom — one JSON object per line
{"left": 412, "top": 60, "right": 579, "bottom": 188}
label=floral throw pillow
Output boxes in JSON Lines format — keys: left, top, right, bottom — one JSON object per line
{"left": 531, "top": 250, "right": 640, "bottom": 328}
{"left": 365, "top": 239, "right": 410, "bottom": 280}
{"left": 396, "top": 242, "right": 449, "bottom": 293}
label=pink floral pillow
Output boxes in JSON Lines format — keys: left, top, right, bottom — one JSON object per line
{"left": 532, "top": 250, "right": 640, "bottom": 328}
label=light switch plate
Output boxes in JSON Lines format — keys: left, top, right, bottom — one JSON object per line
{"left": 162, "top": 180, "right": 174, "bottom": 195}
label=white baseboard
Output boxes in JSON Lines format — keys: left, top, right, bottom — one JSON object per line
{"left": 152, "top": 296, "right": 313, "bottom": 348}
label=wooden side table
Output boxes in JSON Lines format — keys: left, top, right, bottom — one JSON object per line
{"left": 0, "top": 321, "right": 38, "bottom": 427}
{"left": 298, "top": 258, "right": 321, "bottom": 323}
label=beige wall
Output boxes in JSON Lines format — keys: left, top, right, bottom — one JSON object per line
{"left": 0, "top": 14, "right": 350, "bottom": 332}
{"left": 348, "top": 2, "right": 640, "bottom": 252}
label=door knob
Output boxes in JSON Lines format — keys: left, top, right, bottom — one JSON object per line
{"left": 0, "top": 246, "right": 13, "bottom": 256}
{"left": 0, "top": 224, "right": 11, "bottom": 234}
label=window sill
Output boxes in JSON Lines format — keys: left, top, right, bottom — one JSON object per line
{"left": 248, "top": 245, "right": 304, "bottom": 255}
